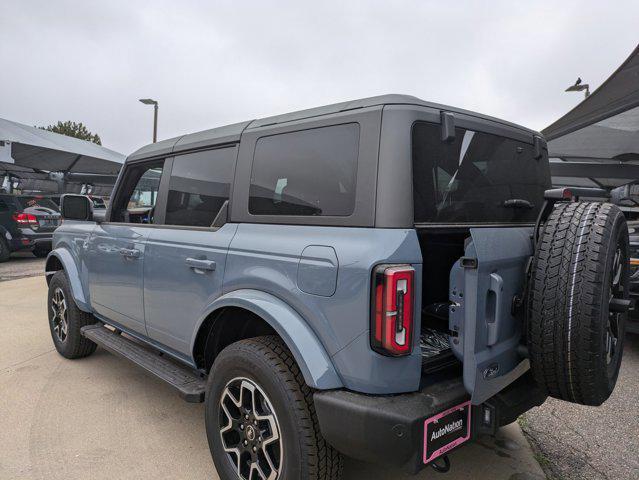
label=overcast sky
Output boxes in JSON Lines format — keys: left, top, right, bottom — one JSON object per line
{"left": 1, "top": 0, "right": 638, "bottom": 155}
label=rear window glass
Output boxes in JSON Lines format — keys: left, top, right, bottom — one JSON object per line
{"left": 165, "top": 148, "right": 236, "bottom": 227}
{"left": 249, "top": 123, "right": 359, "bottom": 216}
{"left": 17, "top": 196, "right": 60, "bottom": 211}
{"left": 412, "top": 122, "right": 550, "bottom": 224}
{"left": 91, "top": 197, "right": 106, "bottom": 208}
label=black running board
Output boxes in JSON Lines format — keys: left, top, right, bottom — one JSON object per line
{"left": 81, "top": 324, "right": 206, "bottom": 403}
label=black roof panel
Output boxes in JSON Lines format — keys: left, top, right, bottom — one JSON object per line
{"left": 128, "top": 94, "right": 538, "bottom": 161}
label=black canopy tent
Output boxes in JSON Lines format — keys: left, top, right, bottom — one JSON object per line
{"left": 543, "top": 44, "right": 639, "bottom": 210}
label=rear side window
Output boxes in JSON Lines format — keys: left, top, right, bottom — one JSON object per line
{"left": 0, "top": 198, "right": 9, "bottom": 212}
{"left": 412, "top": 122, "right": 550, "bottom": 224}
{"left": 249, "top": 123, "right": 359, "bottom": 216}
{"left": 164, "top": 147, "right": 236, "bottom": 227}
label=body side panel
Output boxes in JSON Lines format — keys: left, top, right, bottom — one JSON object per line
{"left": 144, "top": 223, "right": 239, "bottom": 354}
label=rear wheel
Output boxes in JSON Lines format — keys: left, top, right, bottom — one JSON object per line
{"left": 527, "top": 202, "right": 629, "bottom": 406}
{"left": 205, "top": 336, "right": 343, "bottom": 480}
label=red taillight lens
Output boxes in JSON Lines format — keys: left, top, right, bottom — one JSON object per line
{"left": 371, "top": 264, "right": 415, "bottom": 356}
{"left": 12, "top": 212, "right": 38, "bottom": 227}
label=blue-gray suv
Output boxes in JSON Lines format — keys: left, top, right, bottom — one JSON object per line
{"left": 45, "top": 95, "right": 631, "bottom": 479}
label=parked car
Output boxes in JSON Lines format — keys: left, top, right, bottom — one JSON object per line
{"left": 89, "top": 195, "right": 107, "bottom": 210}
{"left": 45, "top": 95, "right": 631, "bottom": 479}
{"left": 0, "top": 194, "right": 61, "bottom": 261}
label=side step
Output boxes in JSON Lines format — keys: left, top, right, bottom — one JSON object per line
{"left": 81, "top": 324, "right": 206, "bottom": 403}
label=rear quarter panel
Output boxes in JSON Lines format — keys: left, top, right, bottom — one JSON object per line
{"left": 224, "top": 223, "right": 424, "bottom": 394}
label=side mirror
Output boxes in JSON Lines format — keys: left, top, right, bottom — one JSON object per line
{"left": 60, "top": 194, "right": 93, "bottom": 221}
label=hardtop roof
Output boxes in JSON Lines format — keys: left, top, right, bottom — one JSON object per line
{"left": 128, "top": 94, "right": 540, "bottom": 161}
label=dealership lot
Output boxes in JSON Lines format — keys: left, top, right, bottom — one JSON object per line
{"left": 0, "top": 275, "right": 545, "bottom": 480}
{"left": 0, "top": 252, "right": 45, "bottom": 282}
{"left": 522, "top": 333, "right": 639, "bottom": 480}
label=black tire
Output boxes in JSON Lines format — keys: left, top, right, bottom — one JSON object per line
{"left": 528, "top": 202, "right": 630, "bottom": 406}
{"left": 33, "top": 246, "right": 50, "bottom": 258}
{"left": 47, "top": 270, "right": 98, "bottom": 359}
{"left": 0, "top": 237, "right": 10, "bottom": 262}
{"left": 205, "top": 336, "right": 343, "bottom": 480}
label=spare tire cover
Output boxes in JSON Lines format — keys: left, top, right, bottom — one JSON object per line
{"left": 527, "top": 202, "right": 630, "bottom": 406}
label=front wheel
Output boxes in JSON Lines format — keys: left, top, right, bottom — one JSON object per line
{"left": 205, "top": 336, "right": 343, "bottom": 480}
{"left": 47, "top": 270, "right": 98, "bottom": 359}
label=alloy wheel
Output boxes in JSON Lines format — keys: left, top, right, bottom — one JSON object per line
{"left": 607, "top": 247, "right": 624, "bottom": 365}
{"left": 51, "top": 287, "right": 68, "bottom": 342}
{"left": 219, "top": 377, "right": 283, "bottom": 480}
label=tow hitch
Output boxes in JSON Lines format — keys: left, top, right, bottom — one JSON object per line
{"left": 430, "top": 455, "right": 451, "bottom": 473}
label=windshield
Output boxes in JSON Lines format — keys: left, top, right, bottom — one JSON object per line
{"left": 412, "top": 122, "right": 550, "bottom": 224}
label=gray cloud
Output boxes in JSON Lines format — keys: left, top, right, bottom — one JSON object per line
{"left": 1, "top": 0, "right": 637, "bottom": 154}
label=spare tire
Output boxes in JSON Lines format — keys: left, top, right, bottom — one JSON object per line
{"left": 527, "top": 202, "right": 630, "bottom": 406}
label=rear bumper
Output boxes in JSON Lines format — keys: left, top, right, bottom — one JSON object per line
{"left": 9, "top": 231, "right": 53, "bottom": 251}
{"left": 314, "top": 372, "right": 546, "bottom": 474}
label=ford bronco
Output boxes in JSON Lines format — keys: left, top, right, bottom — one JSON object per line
{"left": 45, "top": 95, "right": 631, "bottom": 479}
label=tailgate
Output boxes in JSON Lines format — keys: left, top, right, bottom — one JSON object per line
{"left": 448, "top": 227, "right": 533, "bottom": 405}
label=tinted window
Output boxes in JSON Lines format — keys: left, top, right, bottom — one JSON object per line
{"left": 165, "top": 148, "right": 236, "bottom": 227}
{"left": 412, "top": 122, "right": 550, "bottom": 224}
{"left": 129, "top": 168, "right": 162, "bottom": 209}
{"left": 249, "top": 124, "right": 359, "bottom": 216}
{"left": 0, "top": 198, "right": 9, "bottom": 212}
{"left": 112, "top": 161, "right": 164, "bottom": 223}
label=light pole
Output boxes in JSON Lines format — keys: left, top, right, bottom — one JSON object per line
{"left": 565, "top": 78, "right": 590, "bottom": 99}
{"left": 139, "top": 98, "right": 159, "bottom": 143}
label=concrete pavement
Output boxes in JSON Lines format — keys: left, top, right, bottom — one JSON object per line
{"left": 522, "top": 333, "right": 639, "bottom": 480}
{"left": 0, "top": 276, "right": 545, "bottom": 480}
{"left": 0, "top": 252, "right": 45, "bottom": 282}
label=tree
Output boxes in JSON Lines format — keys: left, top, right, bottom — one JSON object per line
{"left": 40, "top": 121, "right": 102, "bottom": 145}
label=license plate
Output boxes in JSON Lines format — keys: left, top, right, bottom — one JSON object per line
{"left": 423, "top": 400, "right": 471, "bottom": 464}
{"left": 39, "top": 218, "right": 59, "bottom": 227}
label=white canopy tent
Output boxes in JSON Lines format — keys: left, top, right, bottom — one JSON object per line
{"left": 0, "top": 117, "right": 125, "bottom": 194}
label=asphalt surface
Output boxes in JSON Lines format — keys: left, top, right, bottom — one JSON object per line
{"left": 0, "top": 275, "right": 545, "bottom": 480}
{"left": 522, "top": 333, "right": 639, "bottom": 480}
{"left": 0, "top": 251, "right": 45, "bottom": 282}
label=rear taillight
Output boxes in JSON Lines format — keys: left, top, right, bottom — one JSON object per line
{"left": 371, "top": 264, "right": 415, "bottom": 356}
{"left": 12, "top": 212, "right": 38, "bottom": 228}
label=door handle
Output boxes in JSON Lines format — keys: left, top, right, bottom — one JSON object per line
{"left": 74, "top": 238, "right": 88, "bottom": 250}
{"left": 185, "top": 257, "right": 216, "bottom": 272}
{"left": 119, "top": 248, "right": 141, "bottom": 259}
{"left": 486, "top": 273, "right": 504, "bottom": 346}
